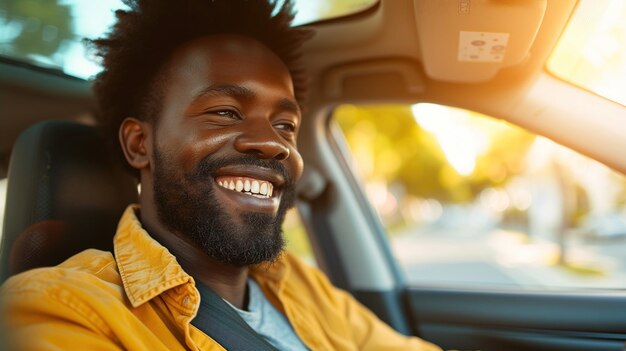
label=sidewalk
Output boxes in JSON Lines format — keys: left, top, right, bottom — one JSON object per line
{"left": 390, "top": 225, "right": 626, "bottom": 290}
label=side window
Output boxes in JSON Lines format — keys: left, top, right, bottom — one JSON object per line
{"left": 284, "top": 209, "right": 316, "bottom": 266}
{"left": 334, "top": 103, "right": 626, "bottom": 290}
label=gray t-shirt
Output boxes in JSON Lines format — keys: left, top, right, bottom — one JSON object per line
{"left": 224, "top": 279, "right": 309, "bottom": 351}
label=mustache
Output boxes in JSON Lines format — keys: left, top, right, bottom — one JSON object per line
{"left": 191, "top": 154, "right": 294, "bottom": 186}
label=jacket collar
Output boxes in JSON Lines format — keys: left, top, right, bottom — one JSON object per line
{"left": 113, "top": 205, "right": 291, "bottom": 307}
{"left": 113, "top": 205, "right": 194, "bottom": 308}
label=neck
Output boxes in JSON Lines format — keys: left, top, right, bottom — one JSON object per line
{"left": 138, "top": 200, "right": 250, "bottom": 309}
{"left": 179, "top": 246, "right": 250, "bottom": 310}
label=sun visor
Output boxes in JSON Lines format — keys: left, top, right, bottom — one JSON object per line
{"left": 415, "top": 0, "right": 546, "bottom": 82}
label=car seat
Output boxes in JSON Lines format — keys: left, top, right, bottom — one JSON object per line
{"left": 0, "top": 120, "right": 137, "bottom": 282}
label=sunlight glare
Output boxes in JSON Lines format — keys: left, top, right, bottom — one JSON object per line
{"left": 411, "top": 103, "right": 488, "bottom": 176}
{"left": 548, "top": 0, "right": 626, "bottom": 106}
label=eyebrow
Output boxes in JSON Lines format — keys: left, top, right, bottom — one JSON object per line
{"left": 277, "top": 97, "right": 301, "bottom": 115}
{"left": 193, "top": 84, "right": 301, "bottom": 115}
{"left": 193, "top": 84, "right": 255, "bottom": 102}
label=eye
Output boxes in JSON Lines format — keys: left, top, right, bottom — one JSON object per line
{"left": 213, "top": 109, "right": 240, "bottom": 119}
{"left": 193, "top": 108, "right": 242, "bottom": 128}
{"left": 274, "top": 122, "right": 297, "bottom": 133}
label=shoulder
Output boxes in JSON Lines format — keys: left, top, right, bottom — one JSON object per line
{"left": 252, "top": 251, "right": 335, "bottom": 297}
{"left": 1, "top": 248, "right": 121, "bottom": 298}
{"left": 276, "top": 252, "right": 344, "bottom": 301}
{"left": 1, "top": 250, "right": 129, "bottom": 347}
{"left": 280, "top": 251, "right": 327, "bottom": 281}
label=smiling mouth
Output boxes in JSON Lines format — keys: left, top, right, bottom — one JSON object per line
{"left": 216, "top": 176, "right": 275, "bottom": 199}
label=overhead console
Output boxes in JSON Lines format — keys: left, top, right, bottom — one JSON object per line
{"left": 414, "top": 0, "right": 547, "bottom": 82}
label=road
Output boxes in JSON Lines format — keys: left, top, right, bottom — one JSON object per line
{"left": 390, "top": 225, "right": 626, "bottom": 290}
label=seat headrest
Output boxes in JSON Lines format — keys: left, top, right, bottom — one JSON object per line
{"left": 0, "top": 121, "right": 138, "bottom": 282}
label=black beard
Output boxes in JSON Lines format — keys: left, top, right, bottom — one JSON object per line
{"left": 152, "top": 149, "right": 296, "bottom": 266}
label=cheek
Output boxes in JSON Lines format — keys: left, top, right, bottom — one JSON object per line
{"left": 179, "top": 130, "right": 236, "bottom": 168}
{"left": 156, "top": 129, "right": 229, "bottom": 172}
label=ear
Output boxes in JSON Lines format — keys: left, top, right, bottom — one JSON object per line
{"left": 119, "top": 118, "right": 152, "bottom": 170}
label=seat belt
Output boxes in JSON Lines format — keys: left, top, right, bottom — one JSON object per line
{"left": 193, "top": 281, "right": 279, "bottom": 351}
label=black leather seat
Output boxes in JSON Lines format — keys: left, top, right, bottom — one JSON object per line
{"left": 0, "top": 120, "right": 137, "bottom": 282}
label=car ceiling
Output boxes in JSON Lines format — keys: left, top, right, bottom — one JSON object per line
{"left": 302, "top": 0, "right": 574, "bottom": 99}
{"left": 2, "top": 0, "right": 625, "bottom": 180}
{"left": 300, "top": 0, "right": 626, "bottom": 175}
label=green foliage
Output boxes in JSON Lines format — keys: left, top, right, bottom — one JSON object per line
{"left": 283, "top": 209, "right": 315, "bottom": 262}
{"left": 1, "top": 0, "right": 74, "bottom": 59}
{"left": 469, "top": 120, "right": 535, "bottom": 190}
{"left": 335, "top": 104, "right": 449, "bottom": 199}
{"left": 614, "top": 174, "right": 626, "bottom": 209}
{"left": 335, "top": 104, "right": 536, "bottom": 204}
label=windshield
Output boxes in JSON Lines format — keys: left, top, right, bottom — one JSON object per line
{"left": 0, "top": 0, "right": 377, "bottom": 79}
{"left": 548, "top": 0, "right": 626, "bottom": 106}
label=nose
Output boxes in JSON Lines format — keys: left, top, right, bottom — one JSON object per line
{"left": 234, "top": 122, "right": 290, "bottom": 160}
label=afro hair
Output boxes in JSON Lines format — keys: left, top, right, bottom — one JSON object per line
{"left": 88, "top": 0, "right": 312, "bottom": 176}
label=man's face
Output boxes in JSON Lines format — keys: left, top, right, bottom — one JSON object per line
{"left": 150, "top": 35, "right": 303, "bottom": 266}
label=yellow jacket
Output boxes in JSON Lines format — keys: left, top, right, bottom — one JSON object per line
{"left": 2, "top": 205, "right": 441, "bottom": 350}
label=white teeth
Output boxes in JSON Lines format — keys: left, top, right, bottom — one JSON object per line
{"left": 217, "top": 178, "right": 275, "bottom": 198}
{"left": 251, "top": 181, "right": 260, "bottom": 194}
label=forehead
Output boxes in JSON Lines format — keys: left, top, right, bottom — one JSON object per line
{"left": 160, "top": 34, "right": 295, "bottom": 97}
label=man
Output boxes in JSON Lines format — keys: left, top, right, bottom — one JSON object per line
{"left": 2, "top": 0, "right": 441, "bottom": 350}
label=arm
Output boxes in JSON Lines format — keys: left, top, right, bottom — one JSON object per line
{"left": 282, "top": 253, "right": 442, "bottom": 351}
{"left": 332, "top": 287, "right": 442, "bottom": 351}
{"left": 2, "top": 289, "right": 123, "bottom": 351}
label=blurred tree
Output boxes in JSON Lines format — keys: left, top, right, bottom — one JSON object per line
{"left": 335, "top": 105, "right": 450, "bottom": 200}
{"left": 0, "top": 0, "right": 73, "bottom": 61}
{"left": 469, "top": 119, "right": 535, "bottom": 193}
{"left": 335, "top": 104, "right": 536, "bottom": 205}
{"left": 615, "top": 179, "right": 626, "bottom": 208}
